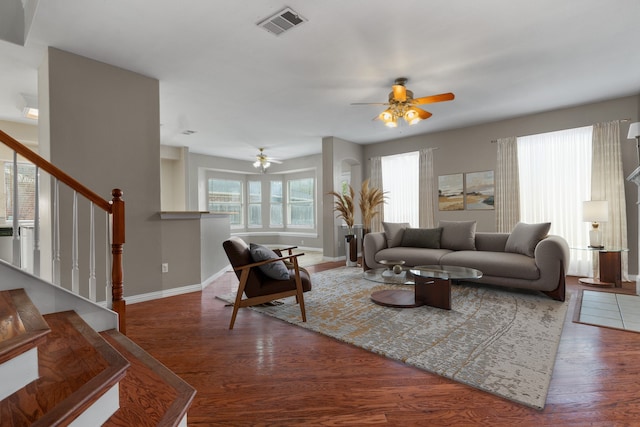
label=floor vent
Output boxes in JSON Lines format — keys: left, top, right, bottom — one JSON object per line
{"left": 257, "top": 7, "right": 306, "bottom": 36}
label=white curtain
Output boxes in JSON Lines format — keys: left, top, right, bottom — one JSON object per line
{"left": 381, "top": 152, "right": 419, "bottom": 227}
{"left": 369, "top": 156, "right": 383, "bottom": 232}
{"left": 518, "top": 126, "right": 593, "bottom": 276}
{"left": 591, "top": 121, "right": 628, "bottom": 280}
{"left": 495, "top": 137, "right": 520, "bottom": 233}
{"left": 419, "top": 148, "right": 436, "bottom": 228}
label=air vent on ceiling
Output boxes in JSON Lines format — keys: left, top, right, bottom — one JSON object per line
{"left": 257, "top": 7, "right": 306, "bottom": 36}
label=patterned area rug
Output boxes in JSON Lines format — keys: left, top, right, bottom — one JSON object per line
{"left": 218, "top": 267, "right": 569, "bottom": 410}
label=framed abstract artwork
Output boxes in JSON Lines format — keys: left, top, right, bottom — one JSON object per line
{"left": 465, "top": 170, "right": 494, "bottom": 210}
{"left": 438, "top": 174, "right": 464, "bottom": 211}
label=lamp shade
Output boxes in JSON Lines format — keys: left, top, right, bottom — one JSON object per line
{"left": 628, "top": 122, "right": 640, "bottom": 139}
{"left": 583, "top": 200, "right": 609, "bottom": 222}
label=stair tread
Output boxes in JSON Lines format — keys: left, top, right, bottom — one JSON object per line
{"left": 102, "top": 330, "right": 196, "bottom": 427}
{"left": 0, "top": 310, "right": 129, "bottom": 426}
{"left": 0, "top": 289, "right": 50, "bottom": 365}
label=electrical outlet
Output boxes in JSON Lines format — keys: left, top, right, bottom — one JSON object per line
{"left": 301, "top": 240, "right": 304, "bottom": 245}
{"left": 161, "top": 263, "right": 169, "bottom": 273}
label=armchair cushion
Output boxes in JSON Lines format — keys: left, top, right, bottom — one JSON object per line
{"left": 249, "top": 243, "right": 290, "bottom": 280}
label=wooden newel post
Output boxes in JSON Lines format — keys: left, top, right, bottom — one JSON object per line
{"left": 111, "top": 188, "right": 126, "bottom": 334}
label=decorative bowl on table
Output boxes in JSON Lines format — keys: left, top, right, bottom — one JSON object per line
{"left": 379, "top": 259, "right": 406, "bottom": 276}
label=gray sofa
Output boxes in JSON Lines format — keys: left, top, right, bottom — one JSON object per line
{"left": 362, "top": 221, "right": 570, "bottom": 301}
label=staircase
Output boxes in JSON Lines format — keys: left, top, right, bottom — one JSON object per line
{"left": 0, "top": 263, "right": 196, "bottom": 426}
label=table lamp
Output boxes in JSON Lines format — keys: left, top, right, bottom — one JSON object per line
{"left": 583, "top": 200, "right": 608, "bottom": 248}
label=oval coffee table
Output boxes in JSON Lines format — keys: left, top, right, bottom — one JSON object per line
{"left": 370, "top": 265, "right": 482, "bottom": 310}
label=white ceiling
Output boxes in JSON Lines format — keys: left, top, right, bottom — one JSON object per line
{"left": 1, "top": 0, "right": 639, "bottom": 164}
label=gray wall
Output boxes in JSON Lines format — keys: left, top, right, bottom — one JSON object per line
{"left": 362, "top": 95, "right": 640, "bottom": 275}
{"left": 40, "top": 47, "right": 163, "bottom": 299}
{"left": 321, "top": 136, "right": 365, "bottom": 258}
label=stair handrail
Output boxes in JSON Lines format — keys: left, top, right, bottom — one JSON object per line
{"left": 0, "top": 129, "right": 127, "bottom": 333}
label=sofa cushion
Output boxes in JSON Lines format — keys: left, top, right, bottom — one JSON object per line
{"left": 474, "top": 232, "right": 509, "bottom": 252}
{"left": 505, "top": 222, "right": 551, "bottom": 257}
{"left": 440, "top": 250, "right": 540, "bottom": 280}
{"left": 383, "top": 222, "right": 410, "bottom": 248}
{"left": 376, "top": 247, "right": 452, "bottom": 267}
{"left": 400, "top": 227, "right": 442, "bottom": 249}
{"left": 249, "top": 243, "right": 290, "bottom": 280}
{"left": 439, "top": 220, "right": 477, "bottom": 251}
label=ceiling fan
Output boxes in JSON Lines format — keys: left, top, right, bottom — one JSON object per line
{"left": 253, "top": 148, "right": 282, "bottom": 173}
{"left": 352, "top": 77, "right": 454, "bottom": 127}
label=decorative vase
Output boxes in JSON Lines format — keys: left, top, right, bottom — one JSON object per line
{"left": 345, "top": 234, "right": 357, "bottom": 267}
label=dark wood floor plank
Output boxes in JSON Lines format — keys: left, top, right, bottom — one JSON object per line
{"left": 125, "top": 261, "right": 640, "bottom": 425}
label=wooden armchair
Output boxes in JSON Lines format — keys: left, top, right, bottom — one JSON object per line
{"left": 222, "top": 237, "right": 312, "bottom": 329}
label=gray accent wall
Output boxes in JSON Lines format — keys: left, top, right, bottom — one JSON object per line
{"left": 39, "top": 47, "right": 163, "bottom": 299}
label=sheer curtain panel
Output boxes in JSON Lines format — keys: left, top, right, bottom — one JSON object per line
{"left": 381, "top": 152, "right": 419, "bottom": 227}
{"left": 419, "top": 148, "right": 436, "bottom": 228}
{"left": 369, "top": 156, "right": 383, "bottom": 232}
{"left": 517, "top": 126, "right": 593, "bottom": 276}
{"left": 495, "top": 137, "right": 520, "bottom": 233}
{"left": 591, "top": 121, "right": 628, "bottom": 280}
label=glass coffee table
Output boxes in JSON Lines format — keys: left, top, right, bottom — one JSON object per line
{"left": 363, "top": 265, "right": 414, "bottom": 285}
{"left": 370, "top": 265, "right": 482, "bottom": 310}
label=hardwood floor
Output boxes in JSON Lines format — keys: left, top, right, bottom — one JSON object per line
{"left": 126, "top": 262, "right": 640, "bottom": 426}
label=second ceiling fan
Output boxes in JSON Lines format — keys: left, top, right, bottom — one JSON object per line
{"left": 353, "top": 77, "right": 454, "bottom": 127}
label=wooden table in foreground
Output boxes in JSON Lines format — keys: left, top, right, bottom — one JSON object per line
{"left": 370, "top": 265, "right": 483, "bottom": 310}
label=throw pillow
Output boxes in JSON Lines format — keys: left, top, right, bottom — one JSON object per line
{"left": 249, "top": 243, "right": 290, "bottom": 280}
{"left": 439, "top": 220, "right": 477, "bottom": 251}
{"left": 400, "top": 227, "right": 442, "bottom": 249}
{"left": 505, "top": 222, "right": 551, "bottom": 257}
{"left": 382, "top": 222, "right": 410, "bottom": 248}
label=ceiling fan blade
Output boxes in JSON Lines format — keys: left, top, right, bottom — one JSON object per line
{"left": 269, "top": 159, "right": 283, "bottom": 164}
{"left": 351, "top": 102, "right": 389, "bottom": 106}
{"left": 411, "top": 92, "right": 455, "bottom": 105}
{"left": 415, "top": 107, "right": 432, "bottom": 120}
{"left": 392, "top": 84, "right": 407, "bottom": 102}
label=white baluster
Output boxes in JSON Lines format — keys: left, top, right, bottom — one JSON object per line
{"left": 89, "top": 202, "right": 96, "bottom": 301}
{"left": 33, "top": 165, "right": 40, "bottom": 276}
{"left": 52, "top": 179, "right": 61, "bottom": 285}
{"left": 12, "top": 152, "right": 20, "bottom": 267}
{"left": 72, "top": 191, "right": 79, "bottom": 294}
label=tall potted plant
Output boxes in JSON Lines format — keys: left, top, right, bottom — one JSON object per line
{"left": 329, "top": 185, "right": 357, "bottom": 266}
{"left": 359, "top": 179, "right": 386, "bottom": 234}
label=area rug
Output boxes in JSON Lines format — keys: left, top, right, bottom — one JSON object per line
{"left": 217, "top": 267, "right": 569, "bottom": 410}
{"left": 573, "top": 289, "right": 640, "bottom": 333}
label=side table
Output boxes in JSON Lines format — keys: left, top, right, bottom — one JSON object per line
{"left": 573, "top": 247, "right": 628, "bottom": 288}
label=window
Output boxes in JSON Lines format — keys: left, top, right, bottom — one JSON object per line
{"left": 381, "top": 152, "right": 419, "bottom": 226}
{"left": 270, "top": 180, "right": 283, "bottom": 227}
{"left": 208, "top": 178, "right": 243, "bottom": 226}
{"left": 287, "top": 177, "right": 314, "bottom": 227}
{"left": 517, "top": 126, "right": 593, "bottom": 276}
{"left": 247, "top": 180, "right": 261, "bottom": 227}
{"left": 4, "top": 162, "right": 36, "bottom": 221}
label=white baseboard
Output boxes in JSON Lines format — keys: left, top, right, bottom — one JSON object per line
{"left": 127, "top": 266, "right": 230, "bottom": 305}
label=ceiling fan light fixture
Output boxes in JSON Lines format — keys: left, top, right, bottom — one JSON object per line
{"left": 384, "top": 116, "right": 398, "bottom": 128}
{"left": 379, "top": 110, "right": 393, "bottom": 122}
{"left": 404, "top": 108, "right": 421, "bottom": 125}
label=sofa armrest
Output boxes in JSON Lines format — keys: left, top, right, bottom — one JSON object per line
{"left": 363, "top": 232, "right": 387, "bottom": 271}
{"left": 534, "top": 235, "right": 570, "bottom": 275}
